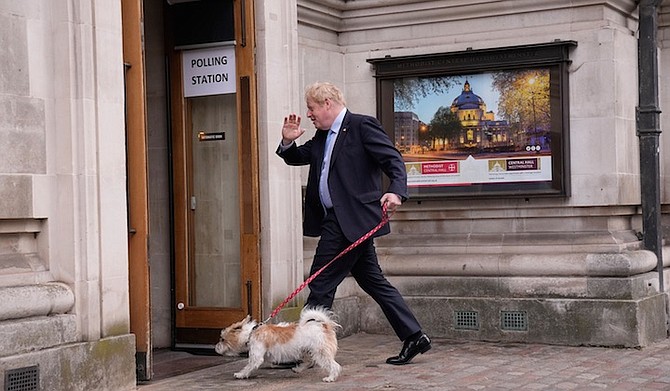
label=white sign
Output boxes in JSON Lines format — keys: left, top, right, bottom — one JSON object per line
{"left": 406, "top": 155, "right": 552, "bottom": 188}
{"left": 182, "top": 46, "right": 236, "bottom": 97}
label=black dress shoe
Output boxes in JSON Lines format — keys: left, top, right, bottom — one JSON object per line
{"left": 386, "top": 333, "right": 431, "bottom": 365}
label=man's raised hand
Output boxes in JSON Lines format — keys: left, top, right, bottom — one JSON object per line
{"left": 282, "top": 114, "right": 305, "bottom": 145}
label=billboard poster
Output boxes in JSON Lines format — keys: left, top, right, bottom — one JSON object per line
{"left": 395, "top": 70, "right": 552, "bottom": 189}
{"left": 370, "top": 42, "right": 575, "bottom": 198}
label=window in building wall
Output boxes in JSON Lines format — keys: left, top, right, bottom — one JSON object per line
{"left": 368, "top": 41, "right": 576, "bottom": 199}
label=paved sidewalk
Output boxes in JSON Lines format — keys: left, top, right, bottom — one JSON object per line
{"left": 137, "top": 332, "right": 670, "bottom": 390}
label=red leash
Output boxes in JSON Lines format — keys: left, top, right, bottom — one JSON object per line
{"left": 264, "top": 203, "right": 393, "bottom": 323}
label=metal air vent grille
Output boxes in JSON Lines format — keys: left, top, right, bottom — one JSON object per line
{"left": 454, "top": 310, "right": 479, "bottom": 330}
{"left": 5, "top": 365, "right": 39, "bottom": 391}
{"left": 501, "top": 310, "right": 528, "bottom": 331}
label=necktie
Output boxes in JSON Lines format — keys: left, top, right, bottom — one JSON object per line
{"left": 319, "top": 129, "right": 336, "bottom": 209}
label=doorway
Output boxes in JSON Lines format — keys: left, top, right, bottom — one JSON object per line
{"left": 166, "top": 0, "right": 260, "bottom": 349}
{"left": 125, "top": 0, "right": 260, "bottom": 381}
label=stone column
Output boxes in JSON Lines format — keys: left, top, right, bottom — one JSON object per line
{"left": 255, "top": 0, "right": 306, "bottom": 319}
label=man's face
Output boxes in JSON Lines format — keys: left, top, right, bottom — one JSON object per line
{"left": 306, "top": 98, "right": 334, "bottom": 130}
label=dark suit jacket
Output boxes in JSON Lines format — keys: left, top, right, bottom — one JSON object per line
{"left": 277, "top": 110, "right": 408, "bottom": 242}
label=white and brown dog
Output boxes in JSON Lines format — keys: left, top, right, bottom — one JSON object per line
{"left": 215, "top": 307, "right": 342, "bottom": 382}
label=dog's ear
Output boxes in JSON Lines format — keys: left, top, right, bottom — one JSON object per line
{"left": 243, "top": 315, "right": 251, "bottom": 323}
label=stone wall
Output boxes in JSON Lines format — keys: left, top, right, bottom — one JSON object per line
{"left": 286, "top": 0, "right": 670, "bottom": 347}
{"left": 0, "top": 0, "right": 135, "bottom": 389}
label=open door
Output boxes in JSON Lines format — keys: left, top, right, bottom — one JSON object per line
{"left": 167, "top": 0, "right": 260, "bottom": 349}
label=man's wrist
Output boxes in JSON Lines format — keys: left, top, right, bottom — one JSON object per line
{"left": 279, "top": 139, "right": 295, "bottom": 152}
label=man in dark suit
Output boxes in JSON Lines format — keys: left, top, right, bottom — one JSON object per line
{"left": 277, "top": 81, "right": 431, "bottom": 365}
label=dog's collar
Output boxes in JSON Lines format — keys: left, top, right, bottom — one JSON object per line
{"left": 244, "top": 323, "right": 261, "bottom": 348}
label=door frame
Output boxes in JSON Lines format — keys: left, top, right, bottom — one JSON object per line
{"left": 121, "top": 0, "right": 151, "bottom": 381}
{"left": 167, "top": 0, "right": 261, "bottom": 343}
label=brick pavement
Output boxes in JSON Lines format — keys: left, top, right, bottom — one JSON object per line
{"left": 137, "top": 332, "right": 670, "bottom": 390}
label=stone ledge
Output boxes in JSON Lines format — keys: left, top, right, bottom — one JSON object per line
{"left": 356, "top": 294, "right": 668, "bottom": 348}
{"left": 0, "top": 315, "right": 77, "bottom": 357}
{"left": 388, "top": 272, "right": 659, "bottom": 300}
{"left": 306, "top": 247, "right": 658, "bottom": 278}
{"left": 0, "top": 334, "right": 136, "bottom": 391}
{"left": 376, "top": 250, "right": 657, "bottom": 277}
{"left": 0, "top": 219, "right": 42, "bottom": 234}
{"left": 330, "top": 270, "right": 659, "bottom": 303}
{"left": 376, "top": 232, "right": 641, "bottom": 253}
{"left": 0, "top": 253, "right": 46, "bottom": 275}
{"left": 0, "top": 282, "right": 74, "bottom": 321}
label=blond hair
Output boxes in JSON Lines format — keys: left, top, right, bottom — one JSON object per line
{"left": 304, "top": 82, "right": 347, "bottom": 106}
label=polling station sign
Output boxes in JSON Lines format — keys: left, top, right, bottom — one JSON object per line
{"left": 182, "top": 46, "right": 236, "bottom": 97}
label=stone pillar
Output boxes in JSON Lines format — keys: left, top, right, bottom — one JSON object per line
{"left": 255, "top": 0, "right": 307, "bottom": 318}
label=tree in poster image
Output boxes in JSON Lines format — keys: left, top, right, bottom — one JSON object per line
{"left": 492, "top": 69, "right": 550, "bottom": 148}
{"left": 429, "top": 106, "right": 463, "bottom": 151}
{"left": 394, "top": 76, "right": 457, "bottom": 110}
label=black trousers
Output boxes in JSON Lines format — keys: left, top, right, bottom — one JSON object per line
{"left": 306, "top": 209, "right": 421, "bottom": 341}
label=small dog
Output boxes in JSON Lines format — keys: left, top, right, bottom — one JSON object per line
{"left": 215, "top": 307, "right": 342, "bottom": 382}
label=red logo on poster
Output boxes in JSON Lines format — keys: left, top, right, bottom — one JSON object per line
{"left": 421, "top": 162, "right": 459, "bottom": 174}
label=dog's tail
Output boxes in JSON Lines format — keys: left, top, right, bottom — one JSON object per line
{"left": 300, "top": 306, "right": 341, "bottom": 329}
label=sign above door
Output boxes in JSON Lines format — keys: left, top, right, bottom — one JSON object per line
{"left": 182, "top": 46, "right": 236, "bottom": 97}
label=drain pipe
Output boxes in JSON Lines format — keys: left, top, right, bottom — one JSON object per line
{"left": 636, "top": 0, "right": 663, "bottom": 291}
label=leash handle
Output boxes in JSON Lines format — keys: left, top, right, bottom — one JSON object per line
{"left": 264, "top": 203, "right": 393, "bottom": 323}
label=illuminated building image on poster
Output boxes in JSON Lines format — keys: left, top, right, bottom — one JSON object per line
{"left": 394, "top": 70, "right": 552, "bottom": 189}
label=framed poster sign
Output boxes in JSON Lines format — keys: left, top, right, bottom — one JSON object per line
{"left": 367, "top": 41, "right": 576, "bottom": 198}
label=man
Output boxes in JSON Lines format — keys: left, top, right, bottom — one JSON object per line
{"left": 276, "top": 81, "right": 431, "bottom": 365}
